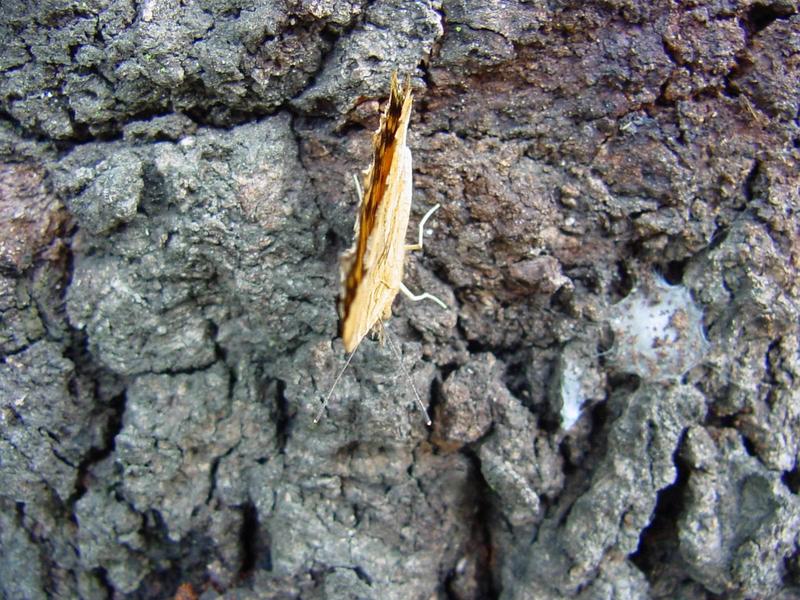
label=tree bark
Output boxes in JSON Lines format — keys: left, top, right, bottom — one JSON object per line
{"left": 1, "top": 1, "right": 799, "bottom": 598}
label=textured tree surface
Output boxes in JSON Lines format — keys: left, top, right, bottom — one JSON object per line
{"left": 1, "top": 1, "right": 799, "bottom": 598}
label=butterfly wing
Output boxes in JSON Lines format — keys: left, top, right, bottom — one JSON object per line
{"left": 339, "top": 74, "right": 414, "bottom": 353}
{"left": 377, "top": 143, "right": 413, "bottom": 322}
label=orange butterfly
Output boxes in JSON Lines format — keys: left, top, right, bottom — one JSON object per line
{"left": 315, "top": 73, "right": 446, "bottom": 424}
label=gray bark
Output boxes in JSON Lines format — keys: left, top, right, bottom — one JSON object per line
{"left": 1, "top": 0, "right": 799, "bottom": 598}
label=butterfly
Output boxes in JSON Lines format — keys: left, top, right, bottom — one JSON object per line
{"left": 314, "top": 73, "right": 446, "bottom": 425}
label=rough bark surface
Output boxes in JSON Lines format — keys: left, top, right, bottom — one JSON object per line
{"left": 1, "top": 1, "right": 799, "bottom": 599}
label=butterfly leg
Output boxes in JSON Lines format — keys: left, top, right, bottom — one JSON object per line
{"left": 352, "top": 173, "right": 364, "bottom": 202}
{"left": 399, "top": 281, "right": 447, "bottom": 309}
{"left": 405, "top": 203, "right": 441, "bottom": 252}
{"left": 401, "top": 203, "right": 447, "bottom": 308}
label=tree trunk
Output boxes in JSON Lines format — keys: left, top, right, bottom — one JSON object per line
{"left": 1, "top": 1, "right": 799, "bottom": 598}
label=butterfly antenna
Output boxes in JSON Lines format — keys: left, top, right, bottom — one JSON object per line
{"left": 314, "top": 348, "right": 358, "bottom": 424}
{"left": 385, "top": 329, "right": 432, "bottom": 426}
